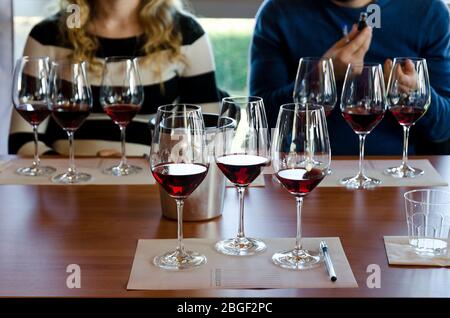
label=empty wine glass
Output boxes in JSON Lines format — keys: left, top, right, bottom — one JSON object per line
{"left": 214, "top": 96, "right": 270, "bottom": 256}
{"left": 385, "top": 58, "right": 431, "bottom": 178}
{"left": 150, "top": 104, "right": 209, "bottom": 270}
{"left": 271, "top": 103, "right": 331, "bottom": 269}
{"left": 340, "top": 63, "right": 387, "bottom": 189}
{"left": 293, "top": 57, "right": 336, "bottom": 176}
{"left": 48, "top": 60, "right": 93, "bottom": 184}
{"left": 12, "top": 56, "right": 56, "bottom": 176}
{"left": 100, "top": 57, "right": 144, "bottom": 176}
{"left": 293, "top": 57, "right": 337, "bottom": 117}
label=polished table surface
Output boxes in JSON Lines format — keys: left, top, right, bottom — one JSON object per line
{"left": 0, "top": 155, "right": 449, "bottom": 297}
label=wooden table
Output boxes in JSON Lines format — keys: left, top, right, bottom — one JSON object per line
{"left": 0, "top": 156, "right": 449, "bottom": 297}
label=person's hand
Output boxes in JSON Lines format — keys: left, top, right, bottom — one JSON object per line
{"left": 384, "top": 58, "right": 418, "bottom": 92}
{"left": 323, "top": 25, "right": 373, "bottom": 81}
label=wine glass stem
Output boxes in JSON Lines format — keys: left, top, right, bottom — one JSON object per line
{"left": 237, "top": 186, "right": 246, "bottom": 239}
{"left": 401, "top": 126, "right": 410, "bottom": 167}
{"left": 358, "top": 134, "right": 367, "bottom": 177}
{"left": 175, "top": 199, "right": 185, "bottom": 254}
{"left": 67, "top": 131, "right": 76, "bottom": 174}
{"left": 119, "top": 125, "right": 127, "bottom": 167}
{"left": 295, "top": 196, "right": 304, "bottom": 252}
{"left": 32, "top": 124, "right": 40, "bottom": 169}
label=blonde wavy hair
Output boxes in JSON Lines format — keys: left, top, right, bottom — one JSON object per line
{"left": 59, "top": 0, "right": 184, "bottom": 77}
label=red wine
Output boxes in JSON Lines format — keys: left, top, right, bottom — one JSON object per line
{"left": 216, "top": 154, "right": 268, "bottom": 186}
{"left": 104, "top": 104, "right": 141, "bottom": 126}
{"left": 51, "top": 106, "right": 90, "bottom": 131}
{"left": 152, "top": 163, "right": 208, "bottom": 198}
{"left": 15, "top": 103, "right": 50, "bottom": 125}
{"left": 276, "top": 168, "right": 325, "bottom": 196}
{"left": 342, "top": 108, "right": 384, "bottom": 133}
{"left": 390, "top": 106, "right": 426, "bottom": 126}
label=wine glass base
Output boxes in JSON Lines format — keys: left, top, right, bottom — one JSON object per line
{"left": 215, "top": 237, "right": 266, "bottom": 256}
{"left": 385, "top": 165, "right": 423, "bottom": 178}
{"left": 103, "top": 164, "right": 142, "bottom": 176}
{"left": 272, "top": 248, "right": 323, "bottom": 270}
{"left": 52, "top": 171, "right": 92, "bottom": 184}
{"left": 340, "top": 174, "right": 381, "bottom": 189}
{"left": 153, "top": 249, "right": 207, "bottom": 270}
{"left": 16, "top": 165, "right": 56, "bottom": 177}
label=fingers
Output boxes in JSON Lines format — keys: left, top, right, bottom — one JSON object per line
{"left": 347, "top": 24, "right": 359, "bottom": 41}
{"left": 322, "top": 25, "right": 372, "bottom": 80}
{"left": 344, "top": 27, "right": 372, "bottom": 55}
{"left": 384, "top": 59, "right": 393, "bottom": 86}
{"left": 391, "top": 60, "right": 418, "bottom": 92}
{"left": 324, "top": 24, "right": 359, "bottom": 57}
{"left": 403, "top": 59, "right": 416, "bottom": 74}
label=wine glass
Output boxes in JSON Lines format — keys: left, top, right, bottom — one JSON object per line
{"left": 48, "top": 60, "right": 93, "bottom": 184}
{"left": 12, "top": 56, "right": 56, "bottom": 176}
{"left": 214, "top": 96, "right": 270, "bottom": 256}
{"left": 293, "top": 57, "right": 336, "bottom": 176}
{"left": 100, "top": 57, "right": 144, "bottom": 176}
{"left": 385, "top": 58, "right": 431, "bottom": 178}
{"left": 293, "top": 57, "right": 337, "bottom": 117}
{"left": 271, "top": 103, "right": 331, "bottom": 270}
{"left": 340, "top": 63, "right": 387, "bottom": 189}
{"left": 150, "top": 104, "right": 209, "bottom": 270}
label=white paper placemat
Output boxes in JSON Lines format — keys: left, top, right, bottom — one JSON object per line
{"left": 384, "top": 236, "right": 450, "bottom": 267}
{"left": 127, "top": 237, "right": 357, "bottom": 290}
{"left": 0, "top": 158, "right": 156, "bottom": 185}
{"left": 263, "top": 160, "right": 447, "bottom": 188}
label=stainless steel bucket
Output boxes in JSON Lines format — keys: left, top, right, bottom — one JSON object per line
{"left": 149, "top": 113, "right": 226, "bottom": 221}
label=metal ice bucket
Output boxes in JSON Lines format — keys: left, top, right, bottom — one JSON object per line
{"left": 149, "top": 113, "right": 226, "bottom": 221}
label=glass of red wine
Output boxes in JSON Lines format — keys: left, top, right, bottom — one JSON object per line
{"left": 272, "top": 103, "right": 331, "bottom": 270}
{"left": 100, "top": 57, "right": 144, "bottom": 176}
{"left": 48, "top": 60, "right": 93, "bottom": 184}
{"left": 11, "top": 56, "right": 56, "bottom": 176}
{"left": 385, "top": 58, "right": 431, "bottom": 178}
{"left": 340, "top": 63, "right": 387, "bottom": 189}
{"left": 214, "top": 96, "right": 270, "bottom": 256}
{"left": 150, "top": 104, "right": 209, "bottom": 270}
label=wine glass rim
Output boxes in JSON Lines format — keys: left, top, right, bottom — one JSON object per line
{"left": 222, "top": 96, "right": 263, "bottom": 104}
{"left": 104, "top": 56, "right": 138, "bottom": 62}
{"left": 404, "top": 189, "right": 450, "bottom": 205}
{"left": 157, "top": 104, "right": 202, "bottom": 114}
{"left": 51, "top": 59, "right": 87, "bottom": 66}
{"left": 348, "top": 62, "right": 382, "bottom": 67}
{"left": 299, "top": 57, "right": 331, "bottom": 62}
{"left": 393, "top": 57, "right": 426, "bottom": 62}
{"left": 19, "top": 56, "right": 49, "bottom": 62}
{"left": 280, "top": 103, "right": 325, "bottom": 112}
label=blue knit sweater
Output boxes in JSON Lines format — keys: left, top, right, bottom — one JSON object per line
{"left": 249, "top": 0, "right": 450, "bottom": 155}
